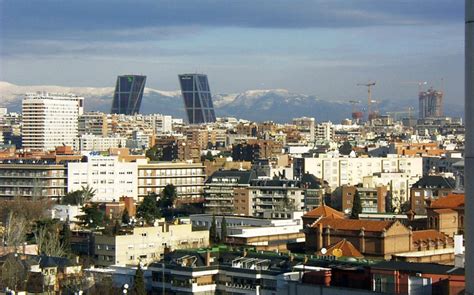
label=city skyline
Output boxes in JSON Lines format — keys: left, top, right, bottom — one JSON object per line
{"left": 0, "top": 1, "right": 464, "bottom": 104}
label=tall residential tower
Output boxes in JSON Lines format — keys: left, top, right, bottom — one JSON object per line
{"left": 111, "top": 75, "right": 146, "bottom": 115}
{"left": 178, "top": 74, "right": 216, "bottom": 124}
{"left": 22, "top": 92, "right": 83, "bottom": 151}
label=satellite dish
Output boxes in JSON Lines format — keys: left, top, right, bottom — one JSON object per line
{"left": 321, "top": 248, "right": 327, "bottom": 255}
{"left": 332, "top": 248, "right": 343, "bottom": 258}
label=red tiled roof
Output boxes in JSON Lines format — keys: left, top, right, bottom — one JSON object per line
{"left": 430, "top": 194, "right": 464, "bottom": 209}
{"left": 312, "top": 217, "right": 396, "bottom": 232}
{"left": 304, "top": 204, "right": 344, "bottom": 219}
{"left": 318, "top": 239, "right": 364, "bottom": 258}
{"left": 433, "top": 208, "right": 456, "bottom": 214}
{"left": 413, "top": 230, "right": 450, "bottom": 243}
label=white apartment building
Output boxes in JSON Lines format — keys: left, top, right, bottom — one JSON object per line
{"left": 303, "top": 155, "right": 423, "bottom": 189}
{"left": 74, "top": 134, "right": 127, "bottom": 151}
{"left": 67, "top": 155, "right": 137, "bottom": 202}
{"left": 22, "top": 92, "right": 84, "bottom": 151}
{"left": 315, "top": 122, "right": 335, "bottom": 142}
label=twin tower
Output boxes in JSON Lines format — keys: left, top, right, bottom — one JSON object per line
{"left": 110, "top": 74, "right": 216, "bottom": 124}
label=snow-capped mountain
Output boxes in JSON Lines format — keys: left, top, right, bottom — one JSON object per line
{"left": 0, "top": 81, "right": 462, "bottom": 122}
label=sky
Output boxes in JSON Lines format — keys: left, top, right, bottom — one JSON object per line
{"left": 0, "top": 0, "right": 465, "bottom": 104}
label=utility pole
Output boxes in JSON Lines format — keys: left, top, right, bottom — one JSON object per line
{"left": 465, "top": 0, "right": 474, "bottom": 293}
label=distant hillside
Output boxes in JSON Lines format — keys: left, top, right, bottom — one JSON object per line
{"left": 0, "top": 81, "right": 463, "bottom": 122}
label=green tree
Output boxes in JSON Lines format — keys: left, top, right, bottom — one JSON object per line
{"left": 78, "top": 204, "right": 105, "bottom": 228}
{"left": 81, "top": 185, "right": 96, "bottom": 204}
{"left": 205, "top": 151, "right": 214, "bottom": 161}
{"left": 220, "top": 216, "right": 227, "bottom": 243}
{"left": 133, "top": 264, "right": 146, "bottom": 295}
{"left": 113, "top": 220, "right": 122, "bottom": 235}
{"left": 385, "top": 190, "right": 395, "bottom": 213}
{"left": 209, "top": 215, "right": 218, "bottom": 244}
{"left": 137, "top": 194, "right": 160, "bottom": 225}
{"left": 62, "top": 185, "right": 96, "bottom": 205}
{"left": 145, "top": 145, "right": 163, "bottom": 161}
{"left": 160, "top": 184, "right": 177, "bottom": 209}
{"left": 61, "top": 218, "right": 72, "bottom": 252}
{"left": 339, "top": 141, "right": 353, "bottom": 155}
{"left": 350, "top": 190, "right": 362, "bottom": 219}
{"left": 122, "top": 208, "right": 131, "bottom": 225}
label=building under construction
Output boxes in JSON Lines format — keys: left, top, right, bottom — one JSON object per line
{"left": 419, "top": 88, "right": 443, "bottom": 119}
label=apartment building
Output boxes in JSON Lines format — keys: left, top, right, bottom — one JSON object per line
{"left": 303, "top": 155, "right": 423, "bottom": 189}
{"left": 67, "top": 154, "right": 138, "bottom": 202}
{"left": 136, "top": 159, "right": 206, "bottom": 203}
{"left": 78, "top": 112, "right": 109, "bottom": 136}
{"left": 315, "top": 122, "right": 335, "bottom": 142}
{"left": 235, "top": 179, "right": 306, "bottom": 219}
{"left": 73, "top": 134, "right": 127, "bottom": 151}
{"left": 203, "top": 170, "right": 256, "bottom": 214}
{"left": 94, "top": 222, "right": 209, "bottom": 267}
{"left": 22, "top": 92, "right": 84, "bottom": 151}
{"left": 0, "top": 159, "right": 68, "bottom": 199}
{"left": 410, "top": 175, "right": 455, "bottom": 215}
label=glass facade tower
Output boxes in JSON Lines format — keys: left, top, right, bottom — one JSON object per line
{"left": 179, "top": 74, "right": 216, "bottom": 124}
{"left": 111, "top": 75, "right": 146, "bottom": 115}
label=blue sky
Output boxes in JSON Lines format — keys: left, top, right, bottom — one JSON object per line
{"left": 0, "top": 0, "right": 464, "bottom": 104}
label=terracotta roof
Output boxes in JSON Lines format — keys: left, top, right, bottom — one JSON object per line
{"left": 433, "top": 208, "right": 456, "bottom": 214}
{"left": 304, "top": 204, "right": 344, "bottom": 219}
{"left": 312, "top": 217, "right": 396, "bottom": 232}
{"left": 412, "top": 230, "right": 450, "bottom": 243}
{"left": 318, "top": 239, "right": 363, "bottom": 258}
{"left": 430, "top": 194, "right": 464, "bottom": 209}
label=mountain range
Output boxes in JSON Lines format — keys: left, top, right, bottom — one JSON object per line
{"left": 0, "top": 81, "right": 463, "bottom": 122}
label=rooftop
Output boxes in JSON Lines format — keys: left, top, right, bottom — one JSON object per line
{"left": 318, "top": 239, "right": 363, "bottom": 258}
{"left": 412, "top": 175, "right": 455, "bottom": 189}
{"left": 312, "top": 217, "right": 399, "bottom": 232}
{"left": 304, "top": 204, "right": 344, "bottom": 219}
{"left": 429, "top": 193, "right": 464, "bottom": 209}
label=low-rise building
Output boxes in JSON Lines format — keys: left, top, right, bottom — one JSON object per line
{"left": 94, "top": 222, "right": 209, "bottom": 267}
{"left": 410, "top": 175, "right": 455, "bottom": 215}
{"left": 426, "top": 193, "right": 464, "bottom": 237}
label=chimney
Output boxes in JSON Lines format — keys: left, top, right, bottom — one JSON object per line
{"left": 359, "top": 228, "right": 366, "bottom": 253}
{"left": 324, "top": 226, "right": 331, "bottom": 247}
{"left": 205, "top": 250, "right": 211, "bottom": 267}
{"left": 317, "top": 223, "right": 323, "bottom": 250}
{"left": 323, "top": 270, "right": 332, "bottom": 287}
{"left": 408, "top": 226, "right": 413, "bottom": 251}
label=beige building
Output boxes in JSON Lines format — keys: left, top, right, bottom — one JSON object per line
{"left": 94, "top": 222, "right": 209, "bottom": 267}
{"left": 136, "top": 159, "right": 206, "bottom": 203}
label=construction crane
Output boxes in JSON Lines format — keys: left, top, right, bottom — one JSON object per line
{"left": 357, "top": 81, "right": 376, "bottom": 120}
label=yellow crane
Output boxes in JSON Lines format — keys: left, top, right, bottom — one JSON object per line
{"left": 357, "top": 81, "right": 376, "bottom": 120}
